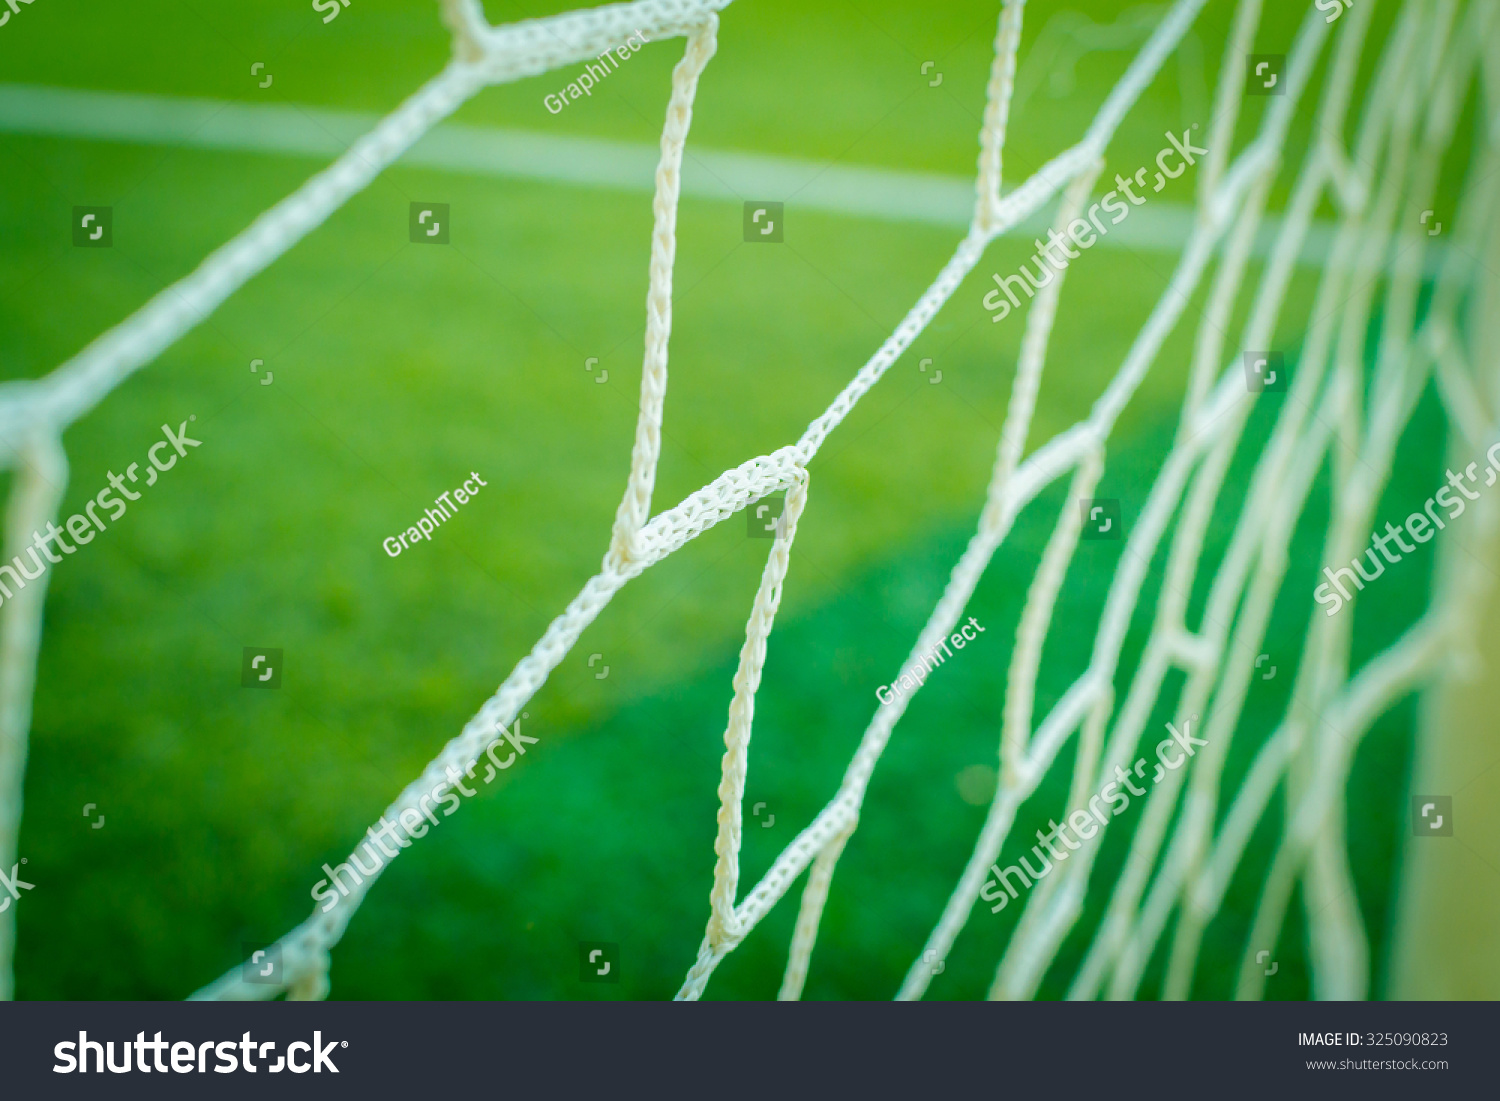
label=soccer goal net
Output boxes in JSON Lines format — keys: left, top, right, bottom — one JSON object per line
{"left": 1, "top": 0, "right": 1495, "bottom": 1001}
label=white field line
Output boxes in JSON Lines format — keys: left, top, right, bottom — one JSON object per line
{"left": 0, "top": 81, "right": 1363, "bottom": 267}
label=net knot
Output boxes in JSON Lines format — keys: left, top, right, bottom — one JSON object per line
{"left": 439, "top": 0, "right": 490, "bottom": 64}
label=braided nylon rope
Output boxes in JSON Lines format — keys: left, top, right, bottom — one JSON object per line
{"left": 0, "top": 0, "right": 1491, "bottom": 1003}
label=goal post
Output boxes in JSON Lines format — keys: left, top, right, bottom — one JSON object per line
{"left": 1391, "top": 183, "right": 1500, "bottom": 1000}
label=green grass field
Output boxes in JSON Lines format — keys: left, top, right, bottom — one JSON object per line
{"left": 0, "top": 0, "right": 1463, "bottom": 999}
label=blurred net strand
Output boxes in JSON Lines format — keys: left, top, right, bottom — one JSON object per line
{"left": 789, "top": 0, "right": 1310, "bottom": 1001}
{"left": 914, "top": 0, "right": 1496, "bottom": 1004}
{"left": 1146, "top": 0, "right": 1495, "bottom": 1004}
{"left": 787, "top": 0, "right": 1496, "bottom": 1004}
{"left": 975, "top": 0, "right": 1499, "bottom": 1004}
{"left": 1003, "top": 0, "right": 1391, "bottom": 1002}
{"left": 881, "top": 0, "right": 1305, "bottom": 1000}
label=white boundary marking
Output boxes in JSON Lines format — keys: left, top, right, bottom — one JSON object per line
{"left": 0, "top": 81, "right": 1354, "bottom": 264}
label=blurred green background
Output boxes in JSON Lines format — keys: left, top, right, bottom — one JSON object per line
{"left": 0, "top": 0, "right": 1464, "bottom": 999}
